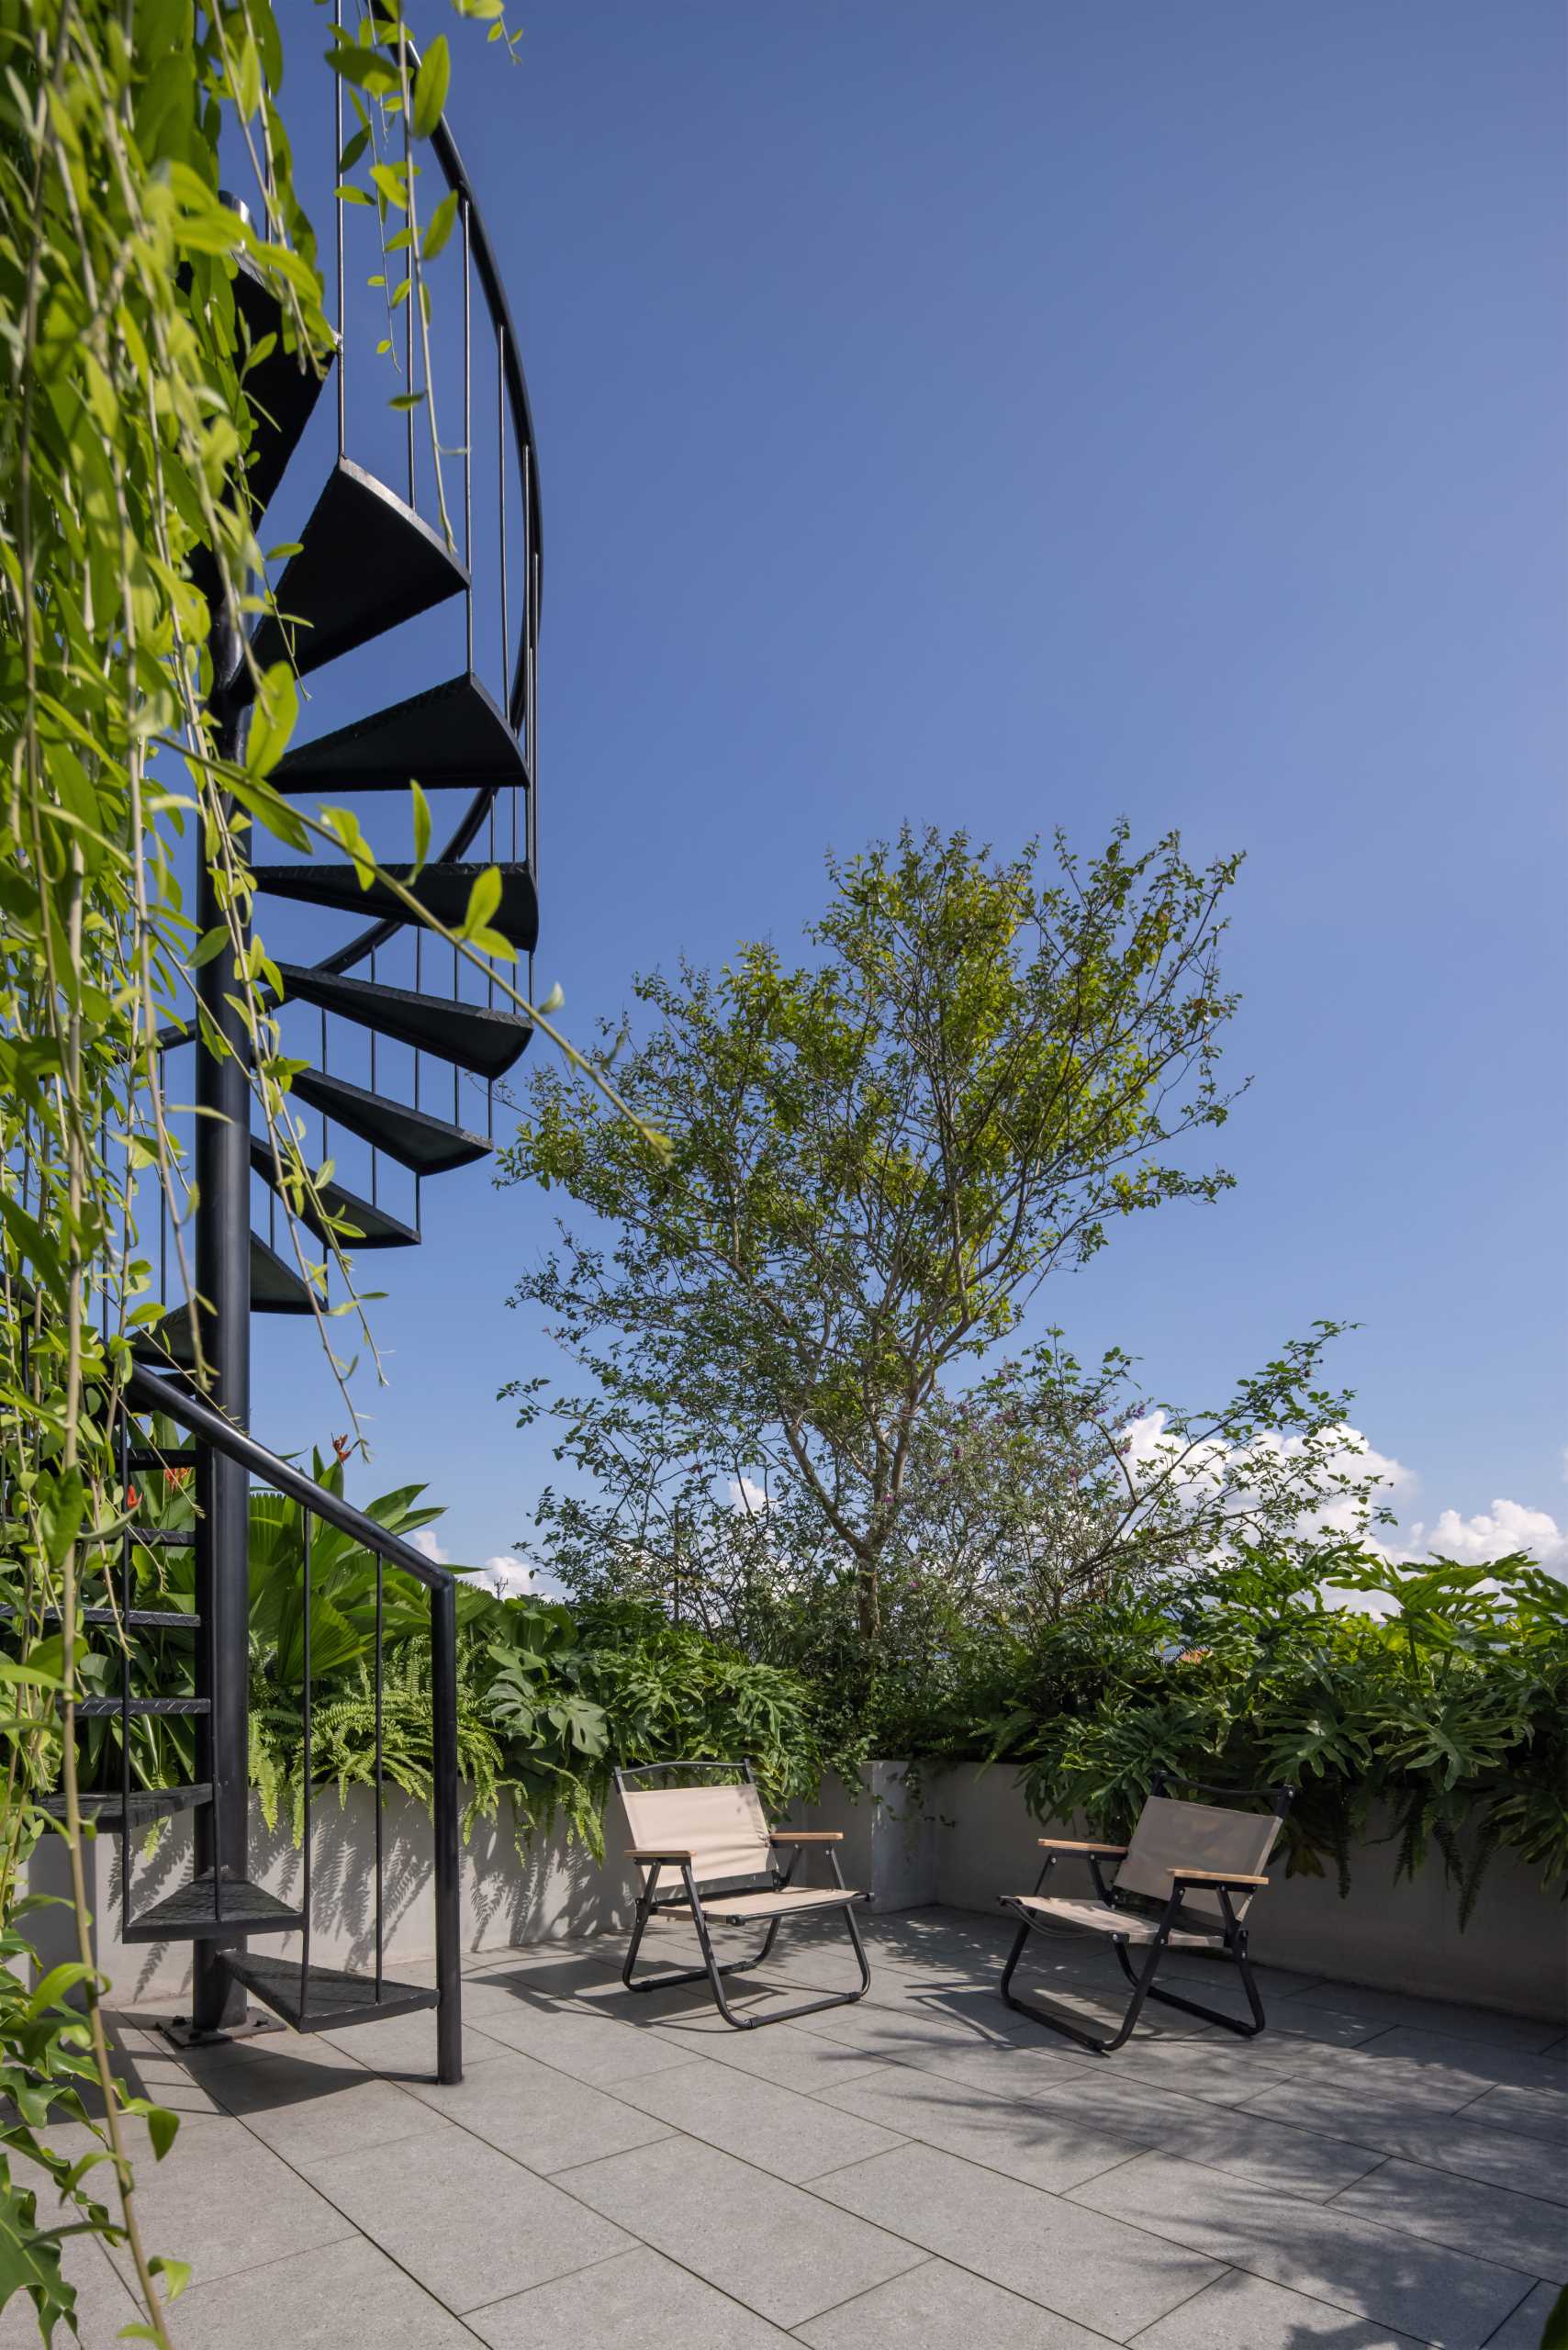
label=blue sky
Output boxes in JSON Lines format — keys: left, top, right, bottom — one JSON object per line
{"left": 252, "top": 0, "right": 1566, "bottom": 1578}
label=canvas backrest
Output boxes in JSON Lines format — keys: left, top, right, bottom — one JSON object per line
{"left": 619, "top": 1773, "right": 774, "bottom": 1896}
{"left": 1116, "top": 1796, "right": 1281, "bottom": 1921}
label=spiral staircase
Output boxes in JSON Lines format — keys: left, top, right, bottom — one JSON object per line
{"left": 87, "top": 54, "right": 542, "bottom": 2076}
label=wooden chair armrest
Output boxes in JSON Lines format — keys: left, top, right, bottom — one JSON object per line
{"left": 770, "top": 1830, "right": 844, "bottom": 1843}
{"left": 1171, "top": 1868, "right": 1270, "bottom": 1888}
{"left": 625, "top": 1847, "right": 694, "bottom": 1862}
{"left": 1037, "top": 1839, "right": 1129, "bottom": 1855}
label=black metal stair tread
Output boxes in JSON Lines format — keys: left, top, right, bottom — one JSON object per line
{"left": 136, "top": 1232, "right": 319, "bottom": 1369}
{"left": 248, "top": 1230, "right": 322, "bottom": 1315}
{"left": 1, "top": 1606, "right": 198, "bottom": 1628}
{"left": 254, "top": 859, "right": 538, "bottom": 954}
{"left": 286, "top": 1069, "right": 492, "bottom": 1177}
{"left": 233, "top": 258, "right": 330, "bottom": 527}
{"left": 35, "top": 1785, "right": 212, "bottom": 1829}
{"left": 73, "top": 1697, "right": 208, "bottom": 1718}
{"left": 127, "top": 1529, "right": 195, "bottom": 1549}
{"left": 250, "top": 1140, "right": 420, "bottom": 1250}
{"left": 273, "top": 671, "right": 528, "bottom": 795}
{"left": 244, "top": 459, "right": 467, "bottom": 689}
{"left": 123, "top": 1873, "right": 304, "bottom": 1944}
{"left": 123, "top": 1449, "right": 197, "bottom": 1472}
{"left": 223, "top": 1953, "right": 439, "bottom": 2033}
{"left": 275, "top": 962, "right": 532, "bottom": 1078}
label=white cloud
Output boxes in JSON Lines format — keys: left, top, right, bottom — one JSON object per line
{"left": 476, "top": 1551, "right": 541, "bottom": 1600}
{"left": 1399, "top": 1500, "right": 1568, "bottom": 1576}
{"left": 411, "top": 1528, "right": 448, "bottom": 1566}
{"left": 727, "top": 1475, "right": 770, "bottom": 1516}
{"left": 1118, "top": 1411, "right": 1567, "bottom": 1585}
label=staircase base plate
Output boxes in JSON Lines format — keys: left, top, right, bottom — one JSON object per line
{"left": 156, "top": 2009, "right": 286, "bottom": 2053}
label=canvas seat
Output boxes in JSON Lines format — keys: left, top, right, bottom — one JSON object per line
{"left": 998, "top": 1777, "right": 1294, "bottom": 2057}
{"left": 1011, "top": 1893, "right": 1225, "bottom": 1947}
{"left": 614, "top": 1761, "right": 871, "bottom": 2030}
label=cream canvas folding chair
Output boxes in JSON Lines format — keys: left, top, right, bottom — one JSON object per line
{"left": 615, "top": 1760, "right": 871, "bottom": 2029}
{"left": 999, "top": 1776, "right": 1294, "bottom": 2056}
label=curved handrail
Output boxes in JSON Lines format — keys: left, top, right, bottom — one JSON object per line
{"left": 161, "top": 56, "right": 542, "bottom": 1034}
{"left": 124, "top": 1361, "right": 451, "bottom": 1591}
{"left": 122, "top": 1356, "right": 465, "bottom": 2082}
{"left": 303, "top": 40, "right": 542, "bottom": 984}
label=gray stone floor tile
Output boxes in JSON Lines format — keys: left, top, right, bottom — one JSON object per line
{"left": 1067, "top": 2148, "right": 1533, "bottom": 2348}
{"left": 1241, "top": 2068, "right": 1504, "bottom": 2145}
{"left": 875, "top": 2028, "right": 1105, "bottom": 2104}
{"left": 817, "top": 2060, "right": 1143, "bottom": 2193}
{"left": 810, "top": 2140, "right": 1225, "bottom": 2340}
{"left": 1333, "top": 2159, "right": 1568, "bottom": 2283}
{"left": 319, "top": 2005, "right": 515, "bottom": 2076}
{"left": 1017, "top": 2066, "right": 1384, "bottom": 2199}
{"left": 1249, "top": 2100, "right": 1568, "bottom": 2205}
{"left": 1291, "top": 1983, "right": 1565, "bottom": 2055}
{"left": 1109, "top": 2037, "right": 1323, "bottom": 2108}
{"left": 162, "top": 2232, "right": 476, "bottom": 2347}
{"left": 795, "top": 2253, "right": 1116, "bottom": 2347}
{"left": 1358, "top": 2030, "right": 1568, "bottom": 2098}
{"left": 557, "top": 2133, "right": 924, "bottom": 2327}
{"left": 1476, "top": 2281, "right": 1565, "bottom": 2349}
{"left": 56, "top": 2113, "right": 356, "bottom": 2293}
{"left": 401, "top": 2045, "right": 678, "bottom": 2173}
{"left": 463, "top": 1996, "right": 699, "bottom": 2084}
{"left": 466, "top": 2244, "right": 799, "bottom": 2346}
{"left": 1130, "top": 2266, "right": 1431, "bottom": 2347}
{"left": 606, "top": 2053, "right": 907, "bottom": 2182}
{"left": 648, "top": 2014, "right": 891, "bottom": 2094}
{"left": 195, "top": 2039, "right": 441, "bottom": 2165}
{"left": 1462, "top": 2084, "right": 1568, "bottom": 2145}
{"left": 0, "top": 2232, "right": 140, "bottom": 2347}
{"left": 304, "top": 2121, "right": 633, "bottom": 2312}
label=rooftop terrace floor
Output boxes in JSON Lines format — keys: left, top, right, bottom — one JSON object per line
{"left": 18, "top": 1906, "right": 1566, "bottom": 2347}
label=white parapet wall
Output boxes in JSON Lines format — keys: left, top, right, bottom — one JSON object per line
{"left": 815, "top": 1761, "right": 1567, "bottom": 2024}
{"left": 29, "top": 1761, "right": 1566, "bottom": 2023}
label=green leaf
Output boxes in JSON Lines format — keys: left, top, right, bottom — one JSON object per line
{"left": 410, "top": 780, "right": 431, "bottom": 877}
{"left": 459, "top": 867, "right": 502, "bottom": 940}
{"left": 411, "top": 36, "right": 451, "bottom": 137}
{"left": 422, "top": 190, "right": 460, "bottom": 259}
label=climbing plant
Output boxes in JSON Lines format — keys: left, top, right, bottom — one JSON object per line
{"left": 0, "top": 0, "right": 651, "bottom": 2336}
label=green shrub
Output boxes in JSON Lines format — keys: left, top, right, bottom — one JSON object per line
{"left": 859, "top": 1547, "right": 1567, "bottom": 1924}
{"left": 77, "top": 1447, "right": 823, "bottom": 1854}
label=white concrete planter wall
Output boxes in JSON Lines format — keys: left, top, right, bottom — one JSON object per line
{"left": 799, "top": 1761, "right": 1568, "bottom": 2024}
{"left": 29, "top": 1760, "right": 1566, "bottom": 2023}
{"left": 27, "top": 1787, "right": 646, "bottom": 2004}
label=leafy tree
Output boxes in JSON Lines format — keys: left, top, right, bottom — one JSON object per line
{"left": 502, "top": 822, "right": 1247, "bottom": 1644}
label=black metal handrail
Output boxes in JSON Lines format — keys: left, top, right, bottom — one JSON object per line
{"left": 122, "top": 1360, "right": 463, "bottom": 2082}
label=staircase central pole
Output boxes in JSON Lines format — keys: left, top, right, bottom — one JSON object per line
{"left": 189, "top": 605, "right": 253, "bottom": 2037}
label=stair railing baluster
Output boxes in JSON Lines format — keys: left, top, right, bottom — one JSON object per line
{"left": 118, "top": 1405, "right": 133, "bottom": 1936}
{"left": 369, "top": 947, "right": 379, "bottom": 1210}
{"left": 413, "top": 930, "right": 421, "bottom": 1112}
{"left": 334, "top": 0, "right": 346, "bottom": 458}
{"left": 299, "top": 1508, "right": 312, "bottom": 2026}
{"left": 431, "top": 1572, "right": 461, "bottom": 2086}
{"left": 528, "top": 555, "right": 540, "bottom": 886}
{"left": 404, "top": 50, "right": 415, "bottom": 509}
{"left": 374, "top": 1553, "right": 384, "bottom": 2000}
{"left": 498, "top": 322, "right": 508, "bottom": 722}
{"left": 463, "top": 196, "right": 473, "bottom": 677}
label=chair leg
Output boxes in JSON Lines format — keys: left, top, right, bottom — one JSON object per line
{"left": 1139, "top": 1930, "right": 1267, "bottom": 2038}
{"left": 621, "top": 1892, "right": 775, "bottom": 1998}
{"left": 686, "top": 1891, "right": 871, "bottom": 2031}
{"left": 1000, "top": 1906, "right": 1169, "bottom": 2057}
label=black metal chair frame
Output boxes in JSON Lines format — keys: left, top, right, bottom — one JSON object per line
{"left": 1000, "top": 1775, "right": 1295, "bottom": 2059}
{"left": 614, "top": 1760, "right": 871, "bottom": 2032}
